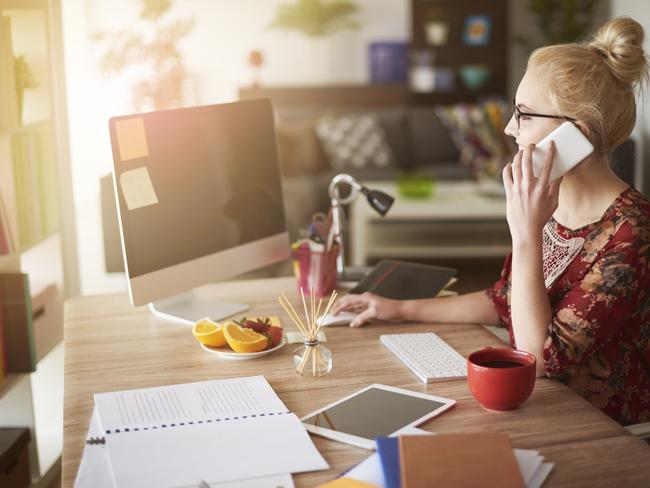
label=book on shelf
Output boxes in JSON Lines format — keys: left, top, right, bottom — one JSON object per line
{"left": 0, "top": 295, "right": 5, "bottom": 381}
{"left": 0, "top": 197, "right": 12, "bottom": 255}
{"left": 8, "top": 127, "right": 59, "bottom": 251}
{"left": 0, "top": 273, "right": 36, "bottom": 373}
{"left": 0, "top": 15, "right": 19, "bottom": 131}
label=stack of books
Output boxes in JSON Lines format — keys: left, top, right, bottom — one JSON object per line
{"left": 320, "top": 431, "right": 553, "bottom": 488}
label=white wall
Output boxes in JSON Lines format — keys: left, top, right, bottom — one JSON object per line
{"left": 62, "top": 0, "right": 410, "bottom": 294}
{"left": 611, "top": 0, "right": 650, "bottom": 194}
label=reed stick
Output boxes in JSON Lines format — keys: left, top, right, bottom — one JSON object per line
{"left": 279, "top": 293, "right": 309, "bottom": 336}
{"left": 313, "top": 291, "right": 337, "bottom": 338}
{"left": 297, "top": 346, "right": 311, "bottom": 374}
{"left": 300, "top": 288, "right": 311, "bottom": 334}
{"left": 277, "top": 297, "right": 307, "bottom": 337}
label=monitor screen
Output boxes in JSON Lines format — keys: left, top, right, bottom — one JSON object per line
{"left": 110, "top": 100, "right": 287, "bottom": 279}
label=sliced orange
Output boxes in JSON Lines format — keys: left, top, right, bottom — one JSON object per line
{"left": 192, "top": 318, "right": 227, "bottom": 347}
{"left": 223, "top": 322, "right": 268, "bottom": 353}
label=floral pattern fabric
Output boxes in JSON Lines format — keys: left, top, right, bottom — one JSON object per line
{"left": 486, "top": 187, "right": 650, "bottom": 426}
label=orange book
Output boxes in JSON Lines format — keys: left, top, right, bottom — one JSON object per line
{"left": 399, "top": 433, "right": 525, "bottom": 488}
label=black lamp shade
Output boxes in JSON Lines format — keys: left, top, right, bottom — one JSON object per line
{"left": 362, "top": 188, "right": 394, "bottom": 216}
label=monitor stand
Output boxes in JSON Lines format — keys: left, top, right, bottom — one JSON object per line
{"left": 149, "top": 291, "right": 250, "bottom": 325}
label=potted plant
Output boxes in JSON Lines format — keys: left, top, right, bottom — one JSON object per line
{"left": 424, "top": 10, "right": 449, "bottom": 46}
{"left": 269, "top": 0, "right": 359, "bottom": 37}
{"left": 93, "top": 0, "right": 194, "bottom": 111}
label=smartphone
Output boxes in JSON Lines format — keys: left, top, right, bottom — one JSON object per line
{"left": 531, "top": 121, "right": 594, "bottom": 181}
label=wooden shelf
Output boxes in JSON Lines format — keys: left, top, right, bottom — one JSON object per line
{"left": 0, "top": 0, "right": 45, "bottom": 10}
{"left": 0, "top": 119, "right": 53, "bottom": 137}
{"left": 409, "top": 0, "right": 508, "bottom": 104}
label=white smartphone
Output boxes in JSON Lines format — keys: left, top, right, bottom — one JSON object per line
{"left": 531, "top": 121, "right": 594, "bottom": 181}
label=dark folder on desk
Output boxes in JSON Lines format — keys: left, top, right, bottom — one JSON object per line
{"left": 350, "top": 260, "right": 456, "bottom": 300}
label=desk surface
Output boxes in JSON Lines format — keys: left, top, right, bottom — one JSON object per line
{"left": 62, "top": 277, "right": 650, "bottom": 487}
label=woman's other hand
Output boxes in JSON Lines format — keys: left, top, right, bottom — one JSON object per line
{"left": 503, "top": 141, "right": 561, "bottom": 244}
{"left": 330, "top": 292, "right": 403, "bottom": 327}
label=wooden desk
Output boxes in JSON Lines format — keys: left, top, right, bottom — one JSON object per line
{"left": 62, "top": 277, "right": 650, "bottom": 487}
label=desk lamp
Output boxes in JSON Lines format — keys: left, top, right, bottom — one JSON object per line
{"left": 328, "top": 174, "right": 394, "bottom": 280}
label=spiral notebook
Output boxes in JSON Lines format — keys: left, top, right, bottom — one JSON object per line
{"left": 88, "top": 375, "right": 327, "bottom": 488}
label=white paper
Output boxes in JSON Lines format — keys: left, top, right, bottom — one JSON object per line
{"left": 119, "top": 167, "right": 159, "bottom": 210}
{"left": 75, "top": 408, "right": 296, "bottom": 488}
{"left": 104, "top": 413, "right": 326, "bottom": 488}
{"left": 528, "top": 462, "right": 555, "bottom": 488}
{"left": 94, "top": 375, "right": 286, "bottom": 432}
{"left": 93, "top": 376, "right": 327, "bottom": 488}
{"left": 286, "top": 330, "right": 327, "bottom": 343}
{"left": 208, "top": 474, "right": 295, "bottom": 488}
{"left": 344, "top": 453, "right": 386, "bottom": 487}
{"left": 74, "top": 409, "right": 116, "bottom": 488}
{"left": 514, "top": 448, "right": 543, "bottom": 485}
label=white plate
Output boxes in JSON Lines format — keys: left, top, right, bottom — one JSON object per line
{"left": 200, "top": 335, "right": 286, "bottom": 360}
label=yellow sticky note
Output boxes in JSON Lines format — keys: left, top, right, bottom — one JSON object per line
{"left": 119, "top": 167, "right": 159, "bottom": 210}
{"left": 317, "top": 478, "right": 378, "bottom": 488}
{"left": 115, "top": 117, "right": 149, "bottom": 161}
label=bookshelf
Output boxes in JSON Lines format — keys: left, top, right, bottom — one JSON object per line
{"left": 409, "top": 0, "right": 508, "bottom": 104}
{"left": 0, "top": 0, "right": 77, "bottom": 486}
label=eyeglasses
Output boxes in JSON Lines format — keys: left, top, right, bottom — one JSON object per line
{"left": 512, "top": 98, "right": 576, "bottom": 129}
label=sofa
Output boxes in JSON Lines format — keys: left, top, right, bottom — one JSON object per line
{"left": 240, "top": 85, "right": 472, "bottom": 243}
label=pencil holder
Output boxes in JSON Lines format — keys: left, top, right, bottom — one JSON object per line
{"left": 291, "top": 244, "right": 338, "bottom": 298}
{"left": 293, "top": 339, "right": 333, "bottom": 377}
{"left": 278, "top": 288, "right": 337, "bottom": 378}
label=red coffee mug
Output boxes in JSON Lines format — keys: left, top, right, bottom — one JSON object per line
{"left": 467, "top": 347, "right": 537, "bottom": 411}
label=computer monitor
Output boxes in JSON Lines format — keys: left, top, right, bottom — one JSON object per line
{"left": 108, "top": 99, "right": 290, "bottom": 324}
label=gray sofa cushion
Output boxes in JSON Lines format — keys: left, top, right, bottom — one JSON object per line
{"left": 406, "top": 108, "right": 460, "bottom": 169}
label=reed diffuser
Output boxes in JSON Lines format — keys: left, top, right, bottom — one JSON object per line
{"left": 278, "top": 288, "right": 337, "bottom": 377}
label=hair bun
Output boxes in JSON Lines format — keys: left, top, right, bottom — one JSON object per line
{"left": 588, "top": 16, "right": 648, "bottom": 87}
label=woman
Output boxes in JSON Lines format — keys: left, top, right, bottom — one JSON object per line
{"left": 331, "top": 16, "right": 650, "bottom": 426}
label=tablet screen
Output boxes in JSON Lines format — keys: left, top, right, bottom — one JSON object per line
{"left": 302, "top": 386, "right": 447, "bottom": 440}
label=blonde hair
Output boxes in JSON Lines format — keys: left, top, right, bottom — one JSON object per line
{"left": 528, "top": 16, "right": 648, "bottom": 153}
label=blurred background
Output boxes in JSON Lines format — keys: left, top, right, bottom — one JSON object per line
{"left": 0, "top": 0, "right": 648, "bottom": 486}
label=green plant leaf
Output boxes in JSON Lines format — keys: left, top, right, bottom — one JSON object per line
{"left": 269, "top": 0, "right": 359, "bottom": 37}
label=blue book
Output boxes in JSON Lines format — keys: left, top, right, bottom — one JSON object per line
{"left": 376, "top": 437, "right": 401, "bottom": 488}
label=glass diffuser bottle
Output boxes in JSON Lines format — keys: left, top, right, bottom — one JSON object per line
{"left": 279, "top": 288, "right": 337, "bottom": 378}
{"left": 293, "top": 339, "right": 332, "bottom": 377}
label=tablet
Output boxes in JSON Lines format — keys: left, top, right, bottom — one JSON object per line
{"left": 301, "top": 384, "right": 455, "bottom": 449}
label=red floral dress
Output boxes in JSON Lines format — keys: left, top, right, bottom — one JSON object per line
{"left": 487, "top": 187, "right": 650, "bottom": 425}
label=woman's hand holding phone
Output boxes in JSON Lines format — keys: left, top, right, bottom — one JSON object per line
{"left": 503, "top": 142, "right": 561, "bottom": 245}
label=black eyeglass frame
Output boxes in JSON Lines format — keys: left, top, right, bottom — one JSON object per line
{"left": 512, "top": 98, "right": 576, "bottom": 129}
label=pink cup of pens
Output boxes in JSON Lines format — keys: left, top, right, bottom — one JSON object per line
{"left": 291, "top": 242, "right": 338, "bottom": 298}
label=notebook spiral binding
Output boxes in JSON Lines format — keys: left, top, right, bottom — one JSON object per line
{"left": 86, "top": 436, "right": 106, "bottom": 445}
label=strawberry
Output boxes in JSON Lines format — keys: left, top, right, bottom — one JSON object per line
{"left": 266, "top": 326, "right": 283, "bottom": 347}
{"left": 242, "top": 319, "right": 269, "bottom": 333}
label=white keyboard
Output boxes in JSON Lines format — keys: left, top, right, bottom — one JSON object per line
{"left": 380, "top": 333, "right": 467, "bottom": 383}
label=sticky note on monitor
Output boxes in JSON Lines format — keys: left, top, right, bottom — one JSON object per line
{"left": 119, "top": 167, "right": 159, "bottom": 210}
{"left": 115, "top": 117, "right": 149, "bottom": 161}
